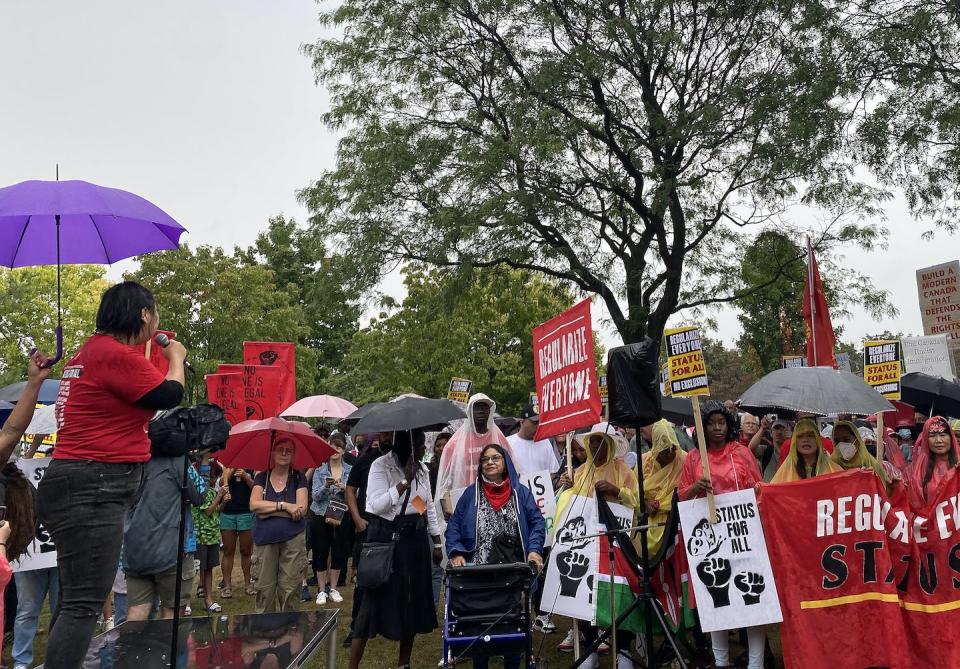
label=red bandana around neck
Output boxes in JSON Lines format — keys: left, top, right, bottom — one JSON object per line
{"left": 481, "top": 477, "right": 512, "bottom": 512}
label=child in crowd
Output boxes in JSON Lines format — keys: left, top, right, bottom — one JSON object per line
{"left": 193, "top": 457, "right": 229, "bottom": 613}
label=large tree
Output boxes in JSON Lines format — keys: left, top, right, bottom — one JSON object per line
{"left": 328, "top": 266, "right": 590, "bottom": 414}
{"left": 0, "top": 266, "right": 109, "bottom": 385}
{"left": 302, "top": 0, "right": 883, "bottom": 345}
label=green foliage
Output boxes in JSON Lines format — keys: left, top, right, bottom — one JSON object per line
{"left": 702, "top": 338, "right": 763, "bottom": 403}
{"left": 736, "top": 231, "right": 897, "bottom": 373}
{"left": 127, "top": 245, "right": 318, "bottom": 401}
{"left": 0, "top": 266, "right": 109, "bottom": 384}
{"left": 327, "top": 266, "right": 595, "bottom": 415}
{"left": 302, "top": 0, "right": 887, "bottom": 344}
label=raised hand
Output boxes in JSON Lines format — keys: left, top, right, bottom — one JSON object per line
{"left": 557, "top": 550, "right": 590, "bottom": 597}
{"left": 696, "top": 557, "right": 733, "bottom": 607}
{"left": 734, "top": 571, "right": 765, "bottom": 605}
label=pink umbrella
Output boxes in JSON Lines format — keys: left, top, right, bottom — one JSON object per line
{"left": 281, "top": 394, "right": 358, "bottom": 420}
{"left": 218, "top": 417, "right": 335, "bottom": 471}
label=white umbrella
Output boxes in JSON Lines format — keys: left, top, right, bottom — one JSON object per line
{"left": 25, "top": 403, "right": 57, "bottom": 435}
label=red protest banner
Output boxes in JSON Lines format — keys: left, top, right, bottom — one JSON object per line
{"left": 204, "top": 373, "right": 245, "bottom": 425}
{"left": 759, "top": 470, "right": 908, "bottom": 669}
{"left": 217, "top": 364, "right": 282, "bottom": 420}
{"left": 136, "top": 329, "right": 177, "bottom": 374}
{"left": 533, "top": 299, "right": 601, "bottom": 440}
{"left": 243, "top": 342, "right": 296, "bottom": 413}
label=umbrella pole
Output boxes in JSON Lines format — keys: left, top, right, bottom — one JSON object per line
{"left": 47, "top": 214, "right": 64, "bottom": 366}
{"left": 877, "top": 412, "right": 885, "bottom": 462}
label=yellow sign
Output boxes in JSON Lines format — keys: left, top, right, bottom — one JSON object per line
{"left": 447, "top": 377, "right": 472, "bottom": 405}
{"left": 598, "top": 375, "right": 608, "bottom": 405}
{"left": 863, "top": 340, "right": 902, "bottom": 400}
{"left": 660, "top": 364, "right": 671, "bottom": 396}
{"left": 664, "top": 326, "right": 710, "bottom": 397}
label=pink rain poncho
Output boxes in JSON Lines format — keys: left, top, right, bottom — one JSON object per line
{"left": 435, "top": 393, "right": 513, "bottom": 512}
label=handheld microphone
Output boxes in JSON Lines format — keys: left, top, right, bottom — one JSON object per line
{"left": 154, "top": 333, "right": 193, "bottom": 373}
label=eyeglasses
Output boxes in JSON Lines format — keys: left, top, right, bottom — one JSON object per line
{"left": 480, "top": 455, "right": 503, "bottom": 464}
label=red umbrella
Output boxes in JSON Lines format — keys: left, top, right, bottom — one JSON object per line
{"left": 219, "top": 417, "right": 335, "bottom": 471}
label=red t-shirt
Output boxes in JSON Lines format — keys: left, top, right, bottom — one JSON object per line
{"left": 54, "top": 334, "right": 166, "bottom": 462}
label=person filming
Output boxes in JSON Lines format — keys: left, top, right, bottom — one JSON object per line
{"left": 37, "top": 281, "right": 187, "bottom": 669}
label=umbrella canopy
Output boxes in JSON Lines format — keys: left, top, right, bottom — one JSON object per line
{"left": 901, "top": 372, "right": 960, "bottom": 417}
{"left": 281, "top": 395, "right": 358, "bottom": 420}
{"left": 661, "top": 395, "right": 695, "bottom": 426}
{"left": 352, "top": 397, "right": 466, "bottom": 434}
{"left": 0, "top": 180, "right": 185, "bottom": 266}
{"left": 738, "top": 367, "right": 895, "bottom": 417}
{"left": 218, "top": 417, "right": 336, "bottom": 471}
{"left": 25, "top": 403, "right": 57, "bottom": 435}
{"left": 0, "top": 379, "right": 61, "bottom": 404}
{"left": 341, "top": 402, "right": 385, "bottom": 427}
{"left": 0, "top": 401, "right": 12, "bottom": 411}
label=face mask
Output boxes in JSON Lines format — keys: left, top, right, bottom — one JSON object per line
{"left": 836, "top": 441, "right": 857, "bottom": 461}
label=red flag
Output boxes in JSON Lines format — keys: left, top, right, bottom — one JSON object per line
{"left": 802, "top": 240, "right": 836, "bottom": 368}
{"left": 217, "top": 364, "right": 283, "bottom": 420}
{"left": 204, "top": 373, "right": 245, "bottom": 425}
{"left": 136, "top": 329, "right": 177, "bottom": 374}
{"left": 533, "top": 299, "right": 601, "bottom": 440}
{"left": 243, "top": 342, "right": 297, "bottom": 412}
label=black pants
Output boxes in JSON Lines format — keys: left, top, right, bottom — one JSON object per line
{"left": 349, "top": 523, "right": 368, "bottom": 637}
{"left": 310, "top": 514, "right": 349, "bottom": 573}
{"left": 37, "top": 460, "right": 143, "bottom": 669}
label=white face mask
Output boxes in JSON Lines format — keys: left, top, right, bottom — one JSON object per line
{"left": 836, "top": 441, "right": 857, "bottom": 461}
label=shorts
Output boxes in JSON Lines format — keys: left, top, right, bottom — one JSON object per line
{"left": 197, "top": 543, "right": 221, "bottom": 573}
{"left": 221, "top": 512, "right": 255, "bottom": 532}
{"left": 127, "top": 554, "right": 196, "bottom": 610}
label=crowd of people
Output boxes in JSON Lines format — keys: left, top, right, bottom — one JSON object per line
{"left": 0, "top": 281, "right": 957, "bottom": 669}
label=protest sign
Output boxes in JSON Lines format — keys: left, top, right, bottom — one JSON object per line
{"left": 243, "top": 342, "right": 296, "bottom": 413}
{"left": 520, "top": 470, "right": 557, "bottom": 546}
{"left": 598, "top": 374, "right": 608, "bottom": 406}
{"left": 917, "top": 260, "right": 960, "bottom": 351}
{"left": 863, "top": 339, "right": 902, "bottom": 400}
{"left": 529, "top": 392, "right": 539, "bottom": 414}
{"left": 533, "top": 299, "right": 601, "bottom": 440}
{"left": 447, "top": 377, "right": 472, "bottom": 407}
{"left": 663, "top": 326, "right": 710, "bottom": 397}
{"left": 902, "top": 334, "right": 954, "bottom": 378}
{"left": 660, "top": 364, "right": 671, "bottom": 396}
{"left": 12, "top": 458, "right": 57, "bottom": 572}
{"left": 136, "top": 329, "right": 177, "bottom": 375}
{"left": 205, "top": 373, "right": 245, "bottom": 425}
{"left": 781, "top": 355, "right": 807, "bottom": 369}
{"left": 217, "top": 364, "right": 282, "bottom": 420}
{"left": 542, "top": 496, "right": 631, "bottom": 621}
{"left": 678, "top": 489, "right": 782, "bottom": 632}
{"left": 759, "top": 471, "right": 909, "bottom": 669}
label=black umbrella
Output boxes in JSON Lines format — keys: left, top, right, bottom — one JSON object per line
{"left": 340, "top": 402, "right": 384, "bottom": 427}
{"left": 901, "top": 372, "right": 960, "bottom": 417}
{"left": 738, "top": 367, "right": 895, "bottom": 417}
{"left": 352, "top": 397, "right": 466, "bottom": 433}
{"left": 0, "top": 379, "right": 61, "bottom": 404}
{"left": 661, "top": 395, "right": 695, "bottom": 426}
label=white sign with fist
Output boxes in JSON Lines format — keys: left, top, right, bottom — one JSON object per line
{"left": 678, "top": 488, "right": 782, "bottom": 632}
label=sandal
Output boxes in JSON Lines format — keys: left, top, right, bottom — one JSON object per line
{"left": 245, "top": 585, "right": 256, "bottom": 596}
{"left": 207, "top": 602, "right": 223, "bottom": 613}
{"left": 221, "top": 588, "right": 233, "bottom": 599}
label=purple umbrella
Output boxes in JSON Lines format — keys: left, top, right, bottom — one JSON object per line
{"left": 0, "top": 179, "right": 186, "bottom": 363}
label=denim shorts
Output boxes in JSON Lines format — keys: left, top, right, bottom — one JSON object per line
{"left": 220, "top": 512, "right": 255, "bottom": 532}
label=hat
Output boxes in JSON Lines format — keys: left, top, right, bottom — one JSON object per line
{"left": 772, "top": 419, "right": 790, "bottom": 429}
{"left": 520, "top": 404, "right": 539, "bottom": 422}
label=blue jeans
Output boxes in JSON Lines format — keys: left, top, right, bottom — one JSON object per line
{"left": 113, "top": 592, "right": 127, "bottom": 625}
{"left": 432, "top": 563, "right": 443, "bottom": 609}
{"left": 37, "top": 460, "right": 144, "bottom": 669}
{"left": 12, "top": 567, "right": 60, "bottom": 667}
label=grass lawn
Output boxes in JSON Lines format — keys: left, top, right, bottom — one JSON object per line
{"left": 9, "top": 563, "right": 785, "bottom": 668}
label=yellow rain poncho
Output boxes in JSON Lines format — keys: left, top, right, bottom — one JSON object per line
{"left": 554, "top": 427, "right": 641, "bottom": 527}
{"left": 637, "top": 420, "right": 686, "bottom": 554}
{"left": 828, "top": 420, "right": 890, "bottom": 485}
{"left": 771, "top": 418, "right": 842, "bottom": 483}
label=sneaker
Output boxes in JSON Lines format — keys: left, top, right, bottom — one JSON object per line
{"left": 197, "top": 586, "right": 205, "bottom": 599}
{"left": 533, "top": 614, "right": 556, "bottom": 633}
{"left": 328, "top": 589, "right": 344, "bottom": 603}
{"left": 581, "top": 653, "right": 600, "bottom": 669}
{"left": 557, "top": 629, "right": 577, "bottom": 652}
{"left": 598, "top": 642, "right": 610, "bottom": 655}
{"left": 300, "top": 586, "right": 312, "bottom": 602}
{"left": 316, "top": 591, "right": 328, "bottom": 605}
{"left": 104, "top": 616, "right": 115, "bottom": 632}
{"left": 184, "top": 605, "right": 192, "bottom": 616}
{"left": 307, "top": 575, "right": 318, "bottom": 586}
{"left": 14, "top": 664, "right": 29, "bottom": 669}
{"left": 616, "top": 652, "right": 636, "bottom": 669}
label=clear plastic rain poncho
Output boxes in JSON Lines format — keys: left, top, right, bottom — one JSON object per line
{"left": 435, "top": 393, "right": 513, "bottom": 511}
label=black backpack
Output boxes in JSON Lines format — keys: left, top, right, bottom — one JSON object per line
{"left": 149, "top": 404, "right": 231, "bottom": 457}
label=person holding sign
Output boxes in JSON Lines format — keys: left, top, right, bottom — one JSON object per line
{"left": 445, "top": 444, "right": 546, "bottom": 669}
{"left": 908, "top": 416, "right": 960, "bottom": 508}
{"left": 770, "top": 419, "right": 842, "bottom": 484}
{"left": 638, "top": 420, "right": 687, "bottom": 555}
{"left": 677, "top": 401, "right": 765, "bottom": 669}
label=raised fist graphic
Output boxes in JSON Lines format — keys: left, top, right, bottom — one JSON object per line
{"left": 734, "top": 571, "right": 765, "bottom": 605}
{"left": 557, "top": 550, "right": 590, "bottom": 598}
{"left": 696, "top": 557, "right": 733, "bottom": 608}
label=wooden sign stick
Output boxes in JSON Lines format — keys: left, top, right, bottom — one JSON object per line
{"left": 690, "top": 395, "right": 717, "bottom": 524}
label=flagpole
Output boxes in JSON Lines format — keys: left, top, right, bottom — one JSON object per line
{"left": 807, "top": 237, "right": 818, "bottom": 366}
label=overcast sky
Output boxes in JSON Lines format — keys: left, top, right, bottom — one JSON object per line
{"left": 2, "top": 1, "right": 955, "bottom": 350}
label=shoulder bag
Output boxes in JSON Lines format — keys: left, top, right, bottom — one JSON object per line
{"left": 356, "top": 485, "right": 412, "bottom": 590}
